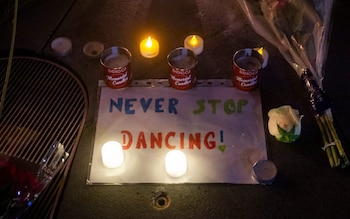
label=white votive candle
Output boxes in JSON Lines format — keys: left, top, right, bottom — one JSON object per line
{"left": 165, "top": 150, "right": 187, "bottom": 178}
{"left": 101, "top": 141, "right": 124, "bottom": 168}
{"left": 184, "top": 35, "right": 203, "bottom": 55}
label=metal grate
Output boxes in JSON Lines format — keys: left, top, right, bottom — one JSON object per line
{"left": 0, "top": 56, "right": 88, "bottom": 218}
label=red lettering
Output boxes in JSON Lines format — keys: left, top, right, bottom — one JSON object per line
{"left": 121, "top": 130, "right": 220, "bottom": 150}
{"left": 165, "top": 132, "right": 176, "bottom": 149}
{"left": 121, "top": 130, "right": 132, "bottom": 149}
{"left": 150, "top": 132, "right": 162, "bottom": 149}
{"left": 189, "top": 133, "right": 201, "bottom": 149}
{"left": 136, "top": 131, "right": 147, "bottom": 149}
{"left": 204, "top": 131, "right": 216, "bottom": 149}
{"left": 180, "top": 132, "right": 185, "bottom": 149}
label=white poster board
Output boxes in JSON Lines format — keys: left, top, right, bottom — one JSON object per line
{"left": 88, "top": 80, "right": 267, "bottom": 184}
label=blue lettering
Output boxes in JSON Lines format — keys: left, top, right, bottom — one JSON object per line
{"left": 155, "top": 98, "right": 165, "bottom": 113}
{"left": 140, "top": 98, "right": 152, "bottom": 112}
{"left": 109, "top": 97, "right": 179, "bottom": 114}
{"left": 169, "top": 98, "right": 178, "bottom": 114}
{"left": 125, "top": 98, "right": 137, "bottom": 114}
{"left": 109, "top": 98, "right": 122, "bottom": 112}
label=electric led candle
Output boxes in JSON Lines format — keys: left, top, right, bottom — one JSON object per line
{"left": 184, "top": 35, "right": 203, "bottom": 55}
{"left": 140, "top": 36, "right": 159, "bottom": 58}
{"left": 101, "top": 141, "right": 124, "bottom": 168}
{"left": 165, "top": 150, "right": 187, "bottom": 178}
{"left": 256, "top": 47, "right": 269, "bottom": 68}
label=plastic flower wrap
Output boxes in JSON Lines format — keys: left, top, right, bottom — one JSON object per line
{"left": 268, "top": 105, "right": 303, "bottom": 143}
{"left": 237, "top": 0, "right": 349, "bottom": 167}
{"left": 0, "top": 142, "right": 69, "bottom": 218}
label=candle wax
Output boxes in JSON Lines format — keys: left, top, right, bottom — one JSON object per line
{"left": 104, "top": 54, "right": 129, "bottom": 68}
{"left": 170, "top": 55, "right": 196, "bottom": 69}
{"left": 236, "top": 56, "right": 262, "bottom": 70}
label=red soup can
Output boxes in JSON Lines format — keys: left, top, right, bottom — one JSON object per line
{"left": 167, "top": 47, "right": 198, "bottom": 90}
{"left": 232, "top": 48, "right": 263, "bottom": 91}
{"left": 100, "top": 46, "right": 132, "bottom": 89}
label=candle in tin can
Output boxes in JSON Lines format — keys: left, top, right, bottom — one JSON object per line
{"left": 170, "top": 54, "right": 197, "bottom": 69}
{"left": 235, "top": 56, "right": 262, "bottom": 70}
{"left": 167, "top": 47, "right": 198, "bottom": 90}
{"left": 104, "top": 53, "right": 129, "bottom": 68}
{"left": 100, "top": 47, "right": 132, "bottom": 89}
{"left": 232, "top": 48, "right": 263, "bottom": 91}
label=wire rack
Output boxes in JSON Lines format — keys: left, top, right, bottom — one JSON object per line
{"left": 0, "top": 55, "right": 88, "bottom": 218}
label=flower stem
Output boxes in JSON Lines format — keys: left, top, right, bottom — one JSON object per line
{"left": 316, "top": 110, "right": 349, "bottom": 167}
{"left": 321, "top": 115, "right": 341, "bottom": 166}
{"left": 0, "top": 0, "right": 18, "bottom": 118}
{"left": 316, "top": 116, "right": 335, "bottom": 167}
{"left": 324, "top": 111, "right": 349, "bottom": 165}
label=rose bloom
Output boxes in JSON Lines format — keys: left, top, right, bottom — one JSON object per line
{"left": 267, "top": 105, "right": 303, "bottom": 142}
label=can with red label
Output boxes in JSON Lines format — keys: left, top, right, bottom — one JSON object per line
{"left": 232, "top": 48, "right": 263, "bottom": 91}
{"left": 100, "top": 46, "right": 132, "bottom": 89}
{"left": 167, "top": 47, "right": 198, "bottom": 90}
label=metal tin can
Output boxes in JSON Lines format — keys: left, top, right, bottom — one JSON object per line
{"left": 167, "top": 47, "right": 198, "bottom": 90}
{"left": 100, "top": 46, "right": 132, "bottom": 89}
{"left": 232, "top": 48, "right": 263, "bottom": 91}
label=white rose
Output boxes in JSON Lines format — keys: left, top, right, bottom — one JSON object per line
{"left": 268, "top": 105, "right": 303, "bottom": 143}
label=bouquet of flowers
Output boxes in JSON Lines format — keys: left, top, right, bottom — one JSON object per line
{"left": 236, "top": 0, "right": 349, "bottom": 167}
{"left": 0, "top": 142, "right": 68, "bottom": 219}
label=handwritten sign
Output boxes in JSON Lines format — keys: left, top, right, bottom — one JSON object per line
{"left": 88, "top": 82, "right": 267, "bottom": 184}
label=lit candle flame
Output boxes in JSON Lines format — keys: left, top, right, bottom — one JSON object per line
{"left": 140, "top": 36, "right": 159, "bottom": 58}
{"left": 189, "top": 35, "right": 198, "bottom": 46}
{"left": 101, "top": 141, "right": 124, "bottom": 168}
{"left": 146, "top": 36, "right": 153, "bottom": 48}
{"left": 165, "top": 150, "right": 187, "bottom": 178}
{"left": 257, "top": 47, "right": 264, "bottom": 56}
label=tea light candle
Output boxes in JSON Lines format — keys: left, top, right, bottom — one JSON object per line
{"left": 255, "top": 47, "right": 269, "bottom": 68}
{"left": 101, "top": 141, "right": 124, "bottom": 168}
{"left": 51, "top": 37, "right": 72, "bottom": 57}
{"left": 184, "top": 35, "right": 203, "bottom": 55}
{"left": 165, "top": 150, "right": 187, "bottom": 178}
{"left": 252, "top": 160, "right": 277, "bottom": 185}
{"left": 140, "top": 36, "right": 159, "bottom": 58}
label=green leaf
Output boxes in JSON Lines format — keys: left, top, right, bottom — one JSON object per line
{"left": 276, "top": 124, "right": 299, "bottom": 143}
